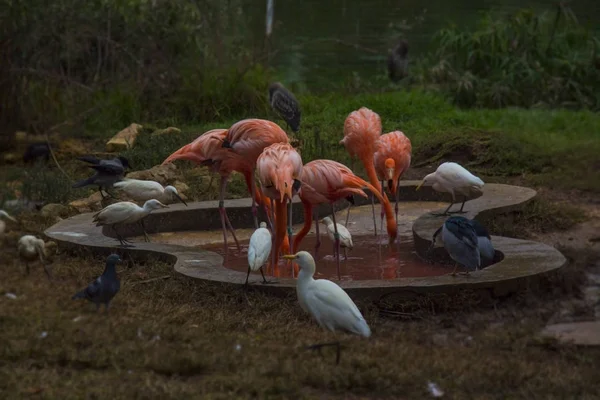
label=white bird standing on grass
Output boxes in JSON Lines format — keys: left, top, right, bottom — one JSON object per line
{"left": 416, "top": 162, "right": 484, "bottom": 215}
{"left": 0, "top": 210, "right": 17, "bottom": 239}
{"left": 283, "top": 251, "right": 371, "bottom": 364}
{"left": 321, "top": 216, "right": 353, "bottom": 260}
{"left": 246, "top": 222, "right": 272, "bottom": 285}
{"left": 113, "top": 179, "right": 188, "bottom": 206}
{"left": 18, "top": 235, "right": 57, "bottom": 279}
{"left": 430, "top": 216, "right": 481, "bottom": 276}
{"left": 93, "top": 199, "right": 168, "bottom": 246}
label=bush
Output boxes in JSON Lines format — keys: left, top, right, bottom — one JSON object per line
{"left": 417, "top": 6, "right": 600, "bottom": 110}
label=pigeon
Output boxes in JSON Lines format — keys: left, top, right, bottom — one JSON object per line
{"left": 72, "top": 156, "right": 130, "bottom": 198}
{"left": 72, "top": 254, "right": 122, "bottom": 311}
{"left": 23, "top": 142, "right": 52, "bottom": 164}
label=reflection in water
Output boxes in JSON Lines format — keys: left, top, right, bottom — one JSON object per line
{"left": 206, "top": 234, "right": 449, "bottom": 281}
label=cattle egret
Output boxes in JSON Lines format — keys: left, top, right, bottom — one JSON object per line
{"left": 93, "top": 199, "right": 168, "bottom": 246}
{"left": 246, "top": 222, "right": 272, "bottom": 285}
{"left": 0, "top": 210, "right": 17, "bottom": 239}
{"left": 321, "top": 216, "right": 353, "bottom": 260}
{"left": 416, "top": 162, "right": 484, "bottom": 215}
{"left": 431, "top": 216, "right": 481, "bottom": 275}
{"left": 18, "top": 235, "right": 56, "bottom": 279}
{"left": 113, "top": 179, "right": 187, "bottom": 206}
{"left": 283, "top": 251, "right": 371, "bottom": 364}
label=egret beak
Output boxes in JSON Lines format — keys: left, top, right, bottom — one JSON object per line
{"left": 6, "top": 215, "right": 17, "bottom": 223}
{"left": 159, "top": 202, "right": 169, "bottom": 208}
{"left": 174, "top": 193, "right": 188, "bottom": 206}
{"left": 282, "top": 254, "right": 298, "bottom": 260}
{"left": 416, "top": 181, "right": 424, "bottom": 191}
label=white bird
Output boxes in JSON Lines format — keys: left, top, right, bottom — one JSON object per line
{"left": 18, "top": 235, "right": 57, "bottom": 279}
{"left": 320, "top": 216, "right": 353, "bottom": 259}
{"left": 0, "top": 210, "right": 17, "bottom": 239}
{"left": 113, "top": 179, "right": 188, "bottom": 206}
{"left": 416, "top": 162, "right": 484, "bottom": 215}
{"left": 283, "top": 251, "right": 371, "bottom": 363}
{"left": 246, "top": 221, "right": 272, "bottom": 285}
{"left": 93, "top": 199, "right": 168, "bottom": 246}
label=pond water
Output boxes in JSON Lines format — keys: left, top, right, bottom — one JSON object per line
{"left": 205, "top": 234, "right": 451, "bottom": 281}
{"left": 250, "top": 0, "right": 600, "bottom": 89}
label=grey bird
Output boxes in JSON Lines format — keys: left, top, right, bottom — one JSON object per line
{"left": 431, "top": 216, "right": 480, "bottom": 275}
{"left": 387, "top": 39, "right": 409, "bottom": 82}
{"left": 23, "top": 142, "right": 52, "bottom": 164}
{"left": 268, "top": 82, "right": 301, "bottom": 133}
{"left": 72, "top": 254, "right": 122, "bottom": 311}
{"left": 470, "top": 219, "right": 495, "bottom": 267}
{"left": 72, "top": 156, "right": 130, "bottom": 198}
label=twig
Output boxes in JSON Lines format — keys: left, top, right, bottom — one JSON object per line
{"left": 131, "top": 275, "right": 171, "bottom": 285}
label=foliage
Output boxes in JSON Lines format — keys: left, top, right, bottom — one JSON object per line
{"left": 416, "top": 6, "right": 600, "bottom": 110}
{"left": 0, "top": 0, "right": 271, "bottom": 136}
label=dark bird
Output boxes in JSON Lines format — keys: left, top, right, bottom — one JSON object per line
{"left": 469, "top": 219, "right": 495, "bottom": 267}
{"left": 72, "top": 253, "right": 122, "bottom": 311}
{"left": 387, "top": 39, "right": 409, "bottom": 82}
{"left": 72, "top": 156, "right": 130, "bottom": 198}
{"left": 268, "top": 82, "right": 301, "bottom": 133}
{"left": 431, "top": 216, "right": 480, "bottom": 275}
{"left": 23, "top": 142, "right": 51, "bottom": 164}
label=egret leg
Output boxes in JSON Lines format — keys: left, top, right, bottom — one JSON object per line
{"left": 140, "top": 219, "right": 150, "bottom": 242}
{"left": 306, "top": 341, "right": 342, "bottom": 365}
{"left": 433, "top": 202, "right": 454, "bottom": 216}
{"left": 250, "top": 171, "right": 259, "bottom": 229}
{"left": 42, "top": 263, "right": 52, "bottom": 281}
{"left": 259, "top": 266, "right": 271, "bottom": 284}
{"left": 343, "top": 247, "right": 348, "bottom": 260}
{"left": 450, "top": 196, "right": 468, "bottom": 214}
{"left": 370, "top": 194, "right": 378, "bottom": 236}
{"left": 244, "top": 267, "right": 251, "bottom": 286}
{"left": 330, "top": 205, "right": 341, "bottom": 281}
{"left": 344, "top": 195, "right": 354, "bottom": 226}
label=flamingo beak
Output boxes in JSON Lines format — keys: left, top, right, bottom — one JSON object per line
{"left": 387, "top": 168, "right": 394, "bottom": 180}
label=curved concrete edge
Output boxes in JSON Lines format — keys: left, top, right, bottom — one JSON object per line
{"left": 44, "top": 181, "right": 567, "bottom": 301}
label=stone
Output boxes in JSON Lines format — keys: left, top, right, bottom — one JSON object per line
{"left": 41, "top": 203, "right": 71, "bottom": 219}
{"left": 59, "top": 138, "right": 90, "bottom": 156}
{"left": 151, "top": 127, "right": 181, "bottom": 137}
{"left": 106, "top": 123, "right": 143, "bottom": 152}
{"left": 126, "top": 163, "right": 180, "bottom": 186}
{"left": 541, "top": 321, "right": 600, "bottom": 346}
{"left": 583, "top": 286, "right": 600, "bottom": 306}
{"left": 69, "top": 192, "right": 104, "bottom": 213}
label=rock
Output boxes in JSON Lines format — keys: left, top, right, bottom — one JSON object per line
{"left": 106, "top": 123, "right": 143, "bottom": 152}
{"left": 2, "top": 153, "right": 18, "bottom": 164}
{"left": 41, "top": 203, "right": 71, "bottom": 219}
{"left": 126, "top": 163, "right": 180, "bottom": 186}
{"left": 582, "top": 286, "right": 600, "bottom": 306}
{"left": 59, "top": 139, "right": 90, "bottom": 156}
{"left": 172, "top": 181, "right": 190, "bottom": 196}
{"left": 151, "top": 127, "right": 181, "bottom": 137}
{"left": 69, "top": 192, "right": 105, "bottom": 213}
{"left": 541, "top": 321, "right": 600, "bottom": 346}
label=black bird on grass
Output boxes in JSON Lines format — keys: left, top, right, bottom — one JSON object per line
{"left": 23, "top": 142, "right": 51, "bottom": 164}
{"left": 388, "top": 39, "right": 409, "bottom": 82}
{"left": 72, "top": 155, "right": 130, "bottom": 198}
{"left": 72, "top": 254, "right": 122, "bottom": 312}
{"left": 268, "top": 82, "right": 301, "bottom": 133}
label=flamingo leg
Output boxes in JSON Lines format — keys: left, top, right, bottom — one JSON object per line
{"left": 314, "top": 209, "right": 321, "bottom": 253}
{"left": 380, "top": 179, "right": 385, "bottom": 234}
{"left": 218, "top": 176, "right": 241, "bottom": 254}
{"left": 371, "top": 193, "right": 378, "bottom": 237}
{"left": 330, "top": 205, "right": 341, "bottom": 281}
{"left": 395, "top": 178, "right": 400, "bottom": 228}
{"left": 270, "top": 198, "right": 276, "bottom": 234}
{"left": 288, "top": 199, "right": 296, "bottom": 278}
{"left": 250, "top": 171, "right": 259, "bottom": 229}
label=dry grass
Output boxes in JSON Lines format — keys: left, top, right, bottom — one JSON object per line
{"left": 1, "top": 223, "right": 599, "bottom": 399}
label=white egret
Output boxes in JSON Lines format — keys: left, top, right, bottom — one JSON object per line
{"left": 246, "top": 221, "right": 272, "bottom": 285}
{"left": 113, "top": 179, "right": 187, "bottom": 206}
{"left": 283, "top": 251, "right": 371, "bottom": 364}
{"left": 0, "top": 210, "right": 17, "bottom": 239}
{"left": 416, "top": 162, "right": 484, "bottom": 215}
{"left": 320, "top": 216, "right": 353, "bottom": 259}
{"left": 18, "top": 235, "right": 57, "bottom": 279}
{"left": 93, "top": 199, "right": 168, "bottom": 246}
{"left": 431, "top": 216, "right": 481, "bottom": 276}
